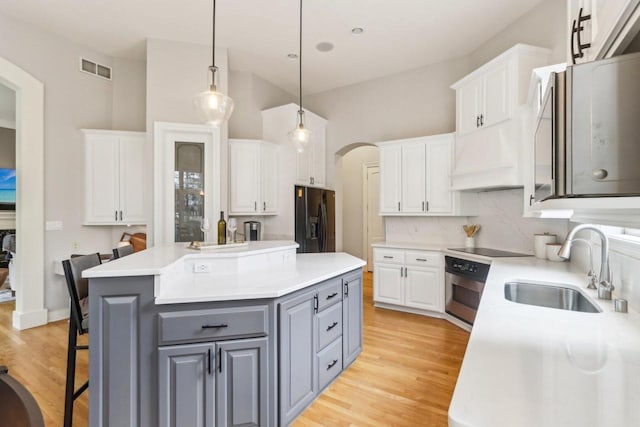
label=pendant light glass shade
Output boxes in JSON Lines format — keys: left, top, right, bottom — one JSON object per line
{"left": 289, "top": 0, "right": 311, "bottom": 152}
{"left": 288, "top": 110, "right": 311, "bottom": 153}
{"left": 194, "top": 0, "right": 234, "bottom": 127}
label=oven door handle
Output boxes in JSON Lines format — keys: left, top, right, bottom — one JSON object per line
{"left": 445, "top": 272, "right": 485, "bottom": 293}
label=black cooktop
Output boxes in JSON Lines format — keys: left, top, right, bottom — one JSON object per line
{"left": 448, "top": 247, "right": 532, "bottom": 258}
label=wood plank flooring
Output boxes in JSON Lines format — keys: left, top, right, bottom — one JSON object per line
{"left": 293, "top": 272, "right": 469, "bottom": 426}
{"left": 0, "top": 272, "right": 469, "bottom": 426}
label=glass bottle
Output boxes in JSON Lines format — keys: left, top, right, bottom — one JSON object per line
{"left": 217, "top": 211, "right": 227, "bottom": 245}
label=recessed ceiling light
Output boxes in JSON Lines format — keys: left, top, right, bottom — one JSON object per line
{"left": 316, "top": 42, "right": 334, "bottom": 52}
{"left": 287, "top": 53, "right": 298, "bottom": 60}
{"left": 351, "top": 27, "right": 364, "bottom": 36}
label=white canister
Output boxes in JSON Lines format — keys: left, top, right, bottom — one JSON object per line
{"left": 534, "top": 233, "right": 557, "bottom": 259}
{"left": 546, "top": 243, "right": 565, "bottom": 262}
{"left": 465, "top": 237, "right": 475, "bottom": 248}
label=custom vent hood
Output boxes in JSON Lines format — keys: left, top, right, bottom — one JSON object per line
{"left": 450, "top": 44, "right": 550, "bottom": 191}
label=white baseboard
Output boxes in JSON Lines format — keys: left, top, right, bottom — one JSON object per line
{"left": 12, "top": 308, "right": 48, "bottom": 330}
{"left": 47, "top": 308, "right": 69, "bottom": 323}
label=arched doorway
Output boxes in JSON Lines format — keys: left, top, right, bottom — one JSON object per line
{"left": 334, "top": 143, "right": 383, "bottom": 269}
{"left": 0, "top": 55, "right": 46, "bottom": 330}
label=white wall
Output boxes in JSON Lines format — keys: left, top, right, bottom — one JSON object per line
{"left": 341, "top": 146, "right": 379, "bottom": 258}
{"left": 0, "top": 11, "right": 123, "bottom": 313}
{"left": 146, "top": 39, "right": 229, "bottom": 243}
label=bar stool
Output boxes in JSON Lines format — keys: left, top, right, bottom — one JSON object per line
{"left": 112, "top": 243, "right": 134, "bottom": 259}
{"left": 61, "top": 253, "right": 101, "bottom": 427}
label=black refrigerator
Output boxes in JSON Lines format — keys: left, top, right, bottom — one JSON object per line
{"left": 294, "top": 186, "right": 335, "bottom": 253}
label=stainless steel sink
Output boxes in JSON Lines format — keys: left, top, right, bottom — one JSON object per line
{"left": 504, "top": 281, "right": 601, "bottom": 313}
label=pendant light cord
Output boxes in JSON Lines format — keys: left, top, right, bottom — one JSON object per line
{"left": 298, "top": 0, "right": 303, "bottom": 115}
{"left": 212, "top": 0, "right": 216, "bottom": 69}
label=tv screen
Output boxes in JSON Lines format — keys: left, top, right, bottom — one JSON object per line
{"left": 0, "top": 168, "right": 16, "bottom": 210}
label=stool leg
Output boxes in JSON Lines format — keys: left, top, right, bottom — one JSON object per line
{"left": 63, "top": 311, "right": 78, "bottom": 427}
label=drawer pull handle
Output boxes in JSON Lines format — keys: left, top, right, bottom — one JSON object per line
{"left": 327, "top": 359, "right": 338, "bottom": 370}
{"left": 416, "top": 258, "right": 427, "bottom": 262}
{"left": 326, "top": 292, "right": 338, "bottom": 300}
{"left": 326, "top": 321, "right": 338, "bottom": 331}
{"left": 202, "top": 324, "right": 228, "bottom": 329}
{"left": 383, "top": 256, "right": 393, "bottom": 259}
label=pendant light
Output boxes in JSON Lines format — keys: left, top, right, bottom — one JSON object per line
{"left": 288, "top": 0, "right": 311, "bottom": 153}
{"left": 193, "top": 0, "right": 234, "bottom": 127}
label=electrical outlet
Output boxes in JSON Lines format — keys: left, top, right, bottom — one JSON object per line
{"left": 72, "top": 242, "right": 79, "bottom": 250}
{"left": 193, "top": 263, "right": 211, "bottom": 273}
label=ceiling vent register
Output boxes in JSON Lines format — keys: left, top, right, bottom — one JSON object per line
{"left": 79, "top": 57, "right": 112, "bottom": 80}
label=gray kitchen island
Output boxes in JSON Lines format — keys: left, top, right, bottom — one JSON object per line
{"left": 84, "top": 241, "right": 365, "bottom": 427}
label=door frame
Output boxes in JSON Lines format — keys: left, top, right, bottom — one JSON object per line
{"left": 153, "top": 122, "right": 221, "bottom": 245}
{"left": 362, "top": 162, "right": 381, "bottom": 272}
{"left": 0, "top": 55, "right": 46, "bottom": 330}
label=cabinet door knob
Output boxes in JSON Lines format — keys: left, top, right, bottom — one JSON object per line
{"left": 119, "top": 210, "right": 123, "bottom": 221}
{"left": 263, "top": 201, "right": 266, "bottom": 211}
{"left": 476, "top": 116, "right": 480, "bottom": 128}
{"left": 422, "top": 201, "right": 425, "bottom": 212}
{"left": 327, "top": 359, "right": 338, "bottom": 370}
{"left": 397, "top": 202, "right": 400, "bottom": 212}
{"left": 115, "top": 211, "right": 118, "bottom": 221}
{"left": 326, "top": 321, "right": 339, "bottom": 331}
{"left": 529, "top": 194, "right": 535, "bottom": 206}
{"left": 201, "top": 324, "right": 228, "bottom": 329}
{"left": 254, "top": 201, "right": 257, "bottom": 211}
{"left": 326, "top": 292, "right": 338, "bottom": 300}
{"left": 592, "top": 169, "right": 608, "bottom": 180}
{"left": 480, "top": 114, "right": 484, "bottom": 126}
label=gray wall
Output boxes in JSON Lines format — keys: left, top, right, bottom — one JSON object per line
{"left": 468, "top": 0, "right": 567, "bottom": 68}
{"left": 0, "top": 127, "right": 15, "bottom": 168}
{"left": 112, "top": 57, "right": 146, "bottom": 131}
{"left": 341, "top": 146, "right": 379, "bottom": 259}
{"left": 0, "top": 10, "right": 121, "bottom": 312}
{"left": 229, "top": 70, "right": 295, "bottom": 140}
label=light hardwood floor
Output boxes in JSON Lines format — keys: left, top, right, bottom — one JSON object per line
{"left": 0, "top": 272, "right": 469, "bottom": 426}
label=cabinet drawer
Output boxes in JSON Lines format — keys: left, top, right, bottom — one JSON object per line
{"left": 317, "top": 337, "right": 343, "bottom": 391}
{"left": 317, "top": 279, "right": 343, "bottom": 311}
{"left": 158, "top": 305, "right": 268, "bottom": 345}
{"left": 374, "top": 249, "right": 404, "bottom": 265}
{"left": 316, "top": 302, "right": 343, "bottom": 351}
{"left": 404, "top": 251, "right": 441, "bottom": 268}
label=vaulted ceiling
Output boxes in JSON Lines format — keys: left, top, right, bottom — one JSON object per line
{"left": 0, "top": 0, "right": 544, "bottom": 94}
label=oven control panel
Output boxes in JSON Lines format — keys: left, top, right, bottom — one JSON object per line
{"left": 445, "top": 256, "right": 491, "bottom": 282}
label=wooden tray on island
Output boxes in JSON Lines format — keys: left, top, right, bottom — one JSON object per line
{"left": 187, "top": 241, "right": 249, "bottom": 250}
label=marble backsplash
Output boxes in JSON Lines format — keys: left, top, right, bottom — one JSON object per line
{"left": 385, "top": 189, "right": 570, "bottom": 254}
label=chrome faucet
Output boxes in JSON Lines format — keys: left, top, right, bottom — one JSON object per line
{"left": 558, "top": 224, "right": 614, "bottom": 300}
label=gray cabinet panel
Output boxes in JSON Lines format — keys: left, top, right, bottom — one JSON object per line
{"left": 217, "top": 337, "right": 268, "bottom": 427}
{"left": 316, "top": 337, "right": 343, "bottom": 391}
{"left": 316, "top": 302, "right": 342, "bottom": 351}
{"left": 158, "top": 305, "right": 268, "bottom": 345}
{"left": 158, "top": 343, "right": 215, "bottom": 427}
{"left": 343, "top": 273, "right": 363, "bottom": 367}
{"left": 317, "top": 278, "right": 343, "bottom": 311}
{"left": 100, "top": 295, "right": 139, "bottom": 426}
{"left": 279, "top": 289, "right": 317, "bottom": 424}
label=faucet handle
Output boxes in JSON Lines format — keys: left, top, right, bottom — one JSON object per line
{"left": 586, "top": 269, "right": 597, "bottom": 290}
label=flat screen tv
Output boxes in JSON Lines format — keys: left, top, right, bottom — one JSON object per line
{"left": 0, "top": 168, "right": 16, "bottom": 211}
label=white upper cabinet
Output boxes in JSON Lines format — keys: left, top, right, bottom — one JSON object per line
{"left": 379, "top": 144, "right": 402, "bottom": 213}
{"left": 83, "top": 130, "right": 147, "bottom": 225}
{"left": 378, "top": 133, "right": 475, "bottom": 216}
{"left": 568, "top": 0, "right": 640, "bottom": 64}
{"left": 400, "top": 142, "right": 426, "bottom": 213}
{"left": 450, "top": 44, "right": 551, "bottom": 191}
{"left": 229, "top": 139, "right": 278, "bottom": 216}
{"left": 262, "top": 103, "right": 327, "bottom": 189}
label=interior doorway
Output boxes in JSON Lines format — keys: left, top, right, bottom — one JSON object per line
{"left": 0, "top": 54, "right": 46, "bottom": 330}
{"left": 0, "top": 83, "right": 16, "bottom": 305}
{"left": 363, "top": 165, "right": 383, "bottom": 271}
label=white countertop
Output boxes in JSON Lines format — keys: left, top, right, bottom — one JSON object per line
{"left": 83, "top": 241, "right": 366, "bottom": 304}
{"left": 155, "top": 253, "right": 366, "bottom": 304}
{"left": 449, "top": 257, "right": 640, "bottom": 427}
{"left": 372, "top": 242, "right": 448, "bottom": 252}
{"left": 83, "top": 241, "right": 300, "bottom": 278}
